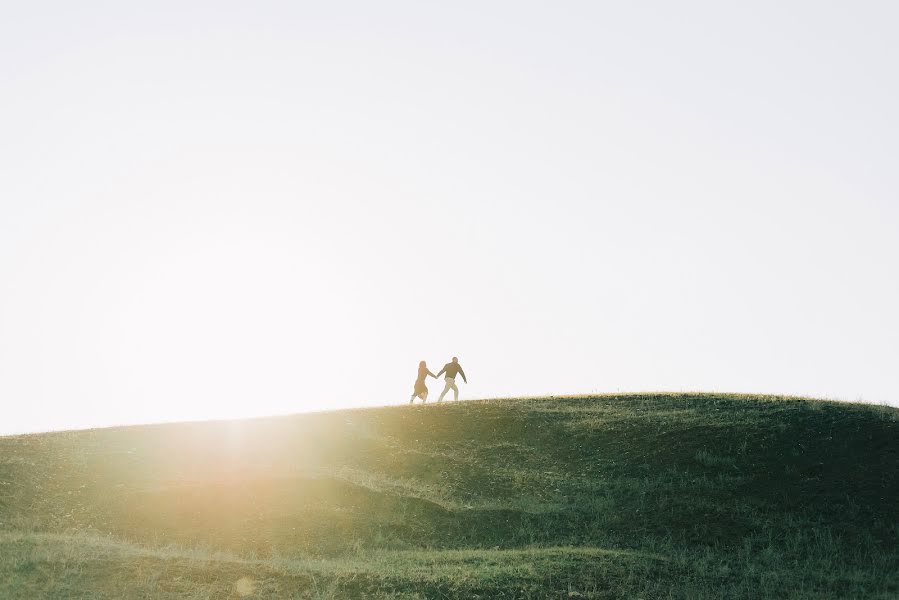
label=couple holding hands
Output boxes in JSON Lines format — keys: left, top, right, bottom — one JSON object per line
{"left": 410, "top": 357, "right": 467, "bottom": 403}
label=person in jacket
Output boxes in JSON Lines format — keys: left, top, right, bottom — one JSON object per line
{"left": 436, "top": 357, "right": 467, "bottom": 402}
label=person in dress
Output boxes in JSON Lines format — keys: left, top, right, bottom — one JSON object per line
{"left": 410, "top": 360, "right": 437, "bottom": 403}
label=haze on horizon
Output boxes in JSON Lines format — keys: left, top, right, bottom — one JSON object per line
{"left": 1, "top": 1, "right": 897, "bottom": 435}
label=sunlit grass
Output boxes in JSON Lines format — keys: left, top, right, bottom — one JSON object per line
{"left": 1, "top": 393, "right": 897, "bottom": 598}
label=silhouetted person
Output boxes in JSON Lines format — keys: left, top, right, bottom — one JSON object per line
{"left": 410, "top": 360, "right": 437, "bottom": 403}
{"left": 436, "top": 357, "right": 467, "bottom": 402}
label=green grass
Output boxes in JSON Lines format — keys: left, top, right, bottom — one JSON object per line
{"left": 1, "top": 393, "right": 897, "bottom": 598}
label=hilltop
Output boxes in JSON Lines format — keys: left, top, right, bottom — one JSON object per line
{"left": 1, "top": 394, "right": 897, "bottom": 598}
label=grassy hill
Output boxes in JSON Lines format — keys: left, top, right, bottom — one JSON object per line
{"left": 1, "top": 393, "right": 897, "bottom": 599}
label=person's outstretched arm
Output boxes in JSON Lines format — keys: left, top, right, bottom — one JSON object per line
{"left": 458, "top": 367, "right": 467, "bottom": 384}
{"left": 435, "top": 365, "right": 446, "bottom": 378}
{"left": 427, "top": 369, "right": 437, "bottom": 378}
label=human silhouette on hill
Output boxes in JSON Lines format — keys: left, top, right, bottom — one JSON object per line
{"left": 410, "top": 361, "right": 437, "bottom": 403}
{"left": 436, "top": 357, "right": 467, "bottom": 402}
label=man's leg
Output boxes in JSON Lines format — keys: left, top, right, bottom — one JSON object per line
{"left": 451, "top": 381, "right": 459, "bottom": 401}
{"left": 438, "top": 379, "right": 452, "bottom": 402}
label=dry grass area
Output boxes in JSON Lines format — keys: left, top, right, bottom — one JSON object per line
{"left": 1, "top": 393, "right": 897, "bottom": 598}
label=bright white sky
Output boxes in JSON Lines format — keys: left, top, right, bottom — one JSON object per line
{"left": 2, "top": 1, "right": 898, "bottom": 434}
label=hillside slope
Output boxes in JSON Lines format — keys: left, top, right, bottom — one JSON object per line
{"left": 1, "top": 394, "right": 897, "bottom": 599}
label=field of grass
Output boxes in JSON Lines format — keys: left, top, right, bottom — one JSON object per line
{"left": 1, "top": 393, "right": 897, "bottom": 598}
